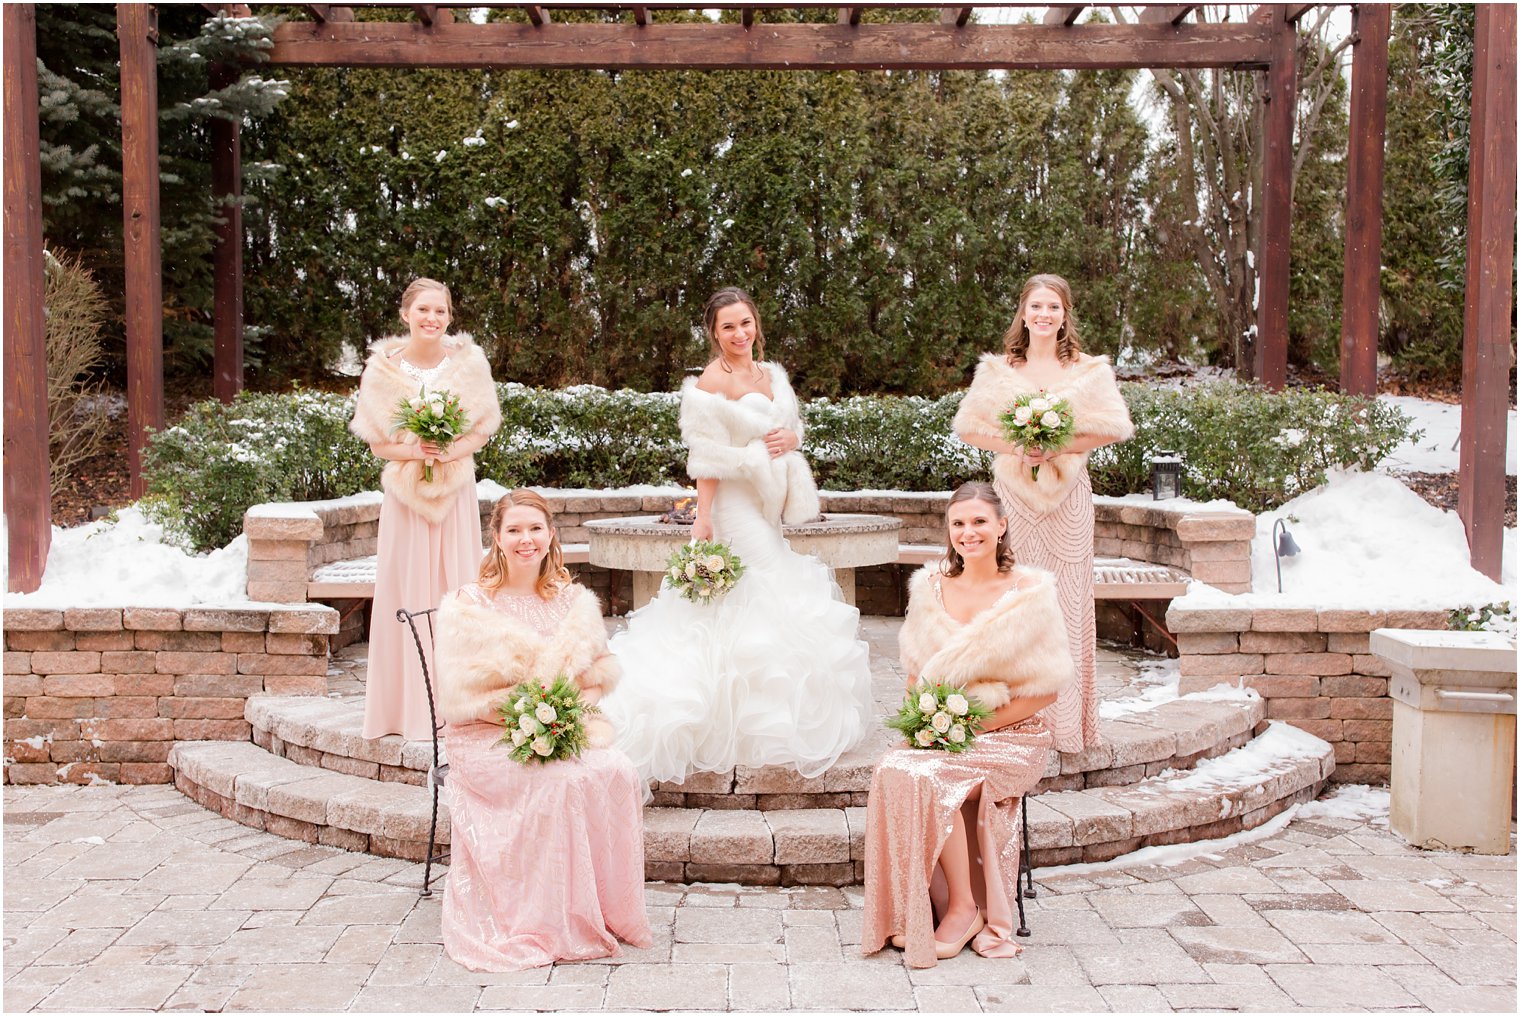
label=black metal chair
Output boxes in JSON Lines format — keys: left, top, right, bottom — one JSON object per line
{"left": 1015, "top": 793, "right": 1037, "bottom": 937}
{"left": 396, "top": 606, "right": 449, "bottom": 897}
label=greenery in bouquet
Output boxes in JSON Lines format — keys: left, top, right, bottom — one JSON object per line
{"left": 665, "top": 539, "right": 746, "bottom": 604}
{"left": 886, "top": 682, "right": 992, "bottom": 753}
{"left": 496, "top": 675, "right": 592, "bottom": 764}
{"left": 999, "top": 391, "right": 1076, "bottom": 480}
{"left": 392, "top": 387, "right": 469, "bottom": 481}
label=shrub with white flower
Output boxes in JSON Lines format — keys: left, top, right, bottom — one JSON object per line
{"left": 665, "top": 539, "right": 746, "bottom": 604}
{"left": 391, "top": 385, "right": 470, "bottom": 482}
{"left": 886, "top": 682, "right": 993, "bottom": 754}
{"left": 496, "top": 674, "right": 593, "bottom": 764}
{"left": 999, "top": 390, "right": 1075, "bottom": 480}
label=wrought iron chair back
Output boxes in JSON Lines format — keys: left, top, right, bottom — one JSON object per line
{"left": 396, "top": 606, "right": 449, "bottom": 897}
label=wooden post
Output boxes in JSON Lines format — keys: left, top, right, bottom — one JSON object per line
{"left": 211, "top": 58, "right": 244, "bottom": 403}
{"left": 3, "top": 3, "right": 51, "bottom": 592}
{"left": 1254, "top": 5, "right": 1295, "bottom": 390}
{"left": 1338, "top": 3, "right": 1390, "bottom": 396}
{"left": 119, "top": 3, "right": 164, "bottom": 496}
{"left": 1458, "top": 3, "right": 1516, "bottom": 582}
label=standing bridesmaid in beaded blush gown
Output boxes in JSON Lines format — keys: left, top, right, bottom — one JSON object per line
{"left": 434, "top": 490, "right": 650, "bottom": 971}
{"left": 951, "top": 274, "right": 1134, "bottom": 753}
{"left": 349, "top": 279, "right": 501, "bottom": 741}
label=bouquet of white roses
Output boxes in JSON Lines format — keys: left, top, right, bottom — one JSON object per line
{"left": 885, "top": 682, "right": 992, "bottom": 753}
{"left": 496, "top": 675, "right": 592, "bottom": 764}
{"left": 998, "top": 390, "right": 1075, "bottom": 480}
{"left": 392, "top": 386, "right": 469, "bottom": 482}
{"left": 665, "top": 539, "right": 745, "bottom": 604}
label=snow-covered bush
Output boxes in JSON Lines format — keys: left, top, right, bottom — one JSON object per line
{"left": 805, "top": 393, "right": 991, "bottom": 491}
{"left": 1448, "top": 601, "right": 1516, "bottom": 640}
{"left": 141, "top": 390, "right": 380, "bottom": 551}
{"left": 1092, "top": 382, "right": 1416, "bottom": 513}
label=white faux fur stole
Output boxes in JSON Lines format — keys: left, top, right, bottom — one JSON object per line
{"left": 953, "top": 352, "right": 1134, "bottom": 514}
{"left": 434, "top": 583, "right": 619, "bottom": 742}
{"left": 679, "top": 362, "right": 821, "bottom": 525}
{"left": 897, "top": 565, "right": 1075, "bottom": 711}
{"left": 349, "top": 333, "right": 502, "bottom": 523}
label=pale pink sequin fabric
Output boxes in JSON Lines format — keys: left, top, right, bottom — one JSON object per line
{"left": 997, "top": 468, "right": 1101, "bottom": 752}
{"left": 862, "top": 719, "right": 1052, "bottom": 969}
{"left": 440, "top": 586, "right": 652, "bottom": 971}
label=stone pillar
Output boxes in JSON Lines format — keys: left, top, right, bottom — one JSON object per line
{"left": 1372, "top": 629, "right": 1517, "bottom": 855}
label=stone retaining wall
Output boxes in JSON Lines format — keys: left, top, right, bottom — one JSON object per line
{"left": 3, "top": 605, "right": 337, "bottom": 786}
{"left": 1168, "top": 602, "right": 1451, "bottom": 785}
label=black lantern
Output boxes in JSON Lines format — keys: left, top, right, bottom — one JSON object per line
{"left": 1273, "top": 518, "right": 1302, "bottom": 593}
{"left": 1150, "top": 451, "right": 1184, "bottom": 500}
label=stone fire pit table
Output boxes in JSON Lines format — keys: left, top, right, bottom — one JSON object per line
{"left": 585, "top": 513, "right": 903, "bottom": 610}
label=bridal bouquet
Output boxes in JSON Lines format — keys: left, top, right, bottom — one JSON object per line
{"left": 999, "top": 391, "right": 1074, "bottom": 480}
{"left": 665, "top": 539, "right": 746, "bottom": 604}
{"left": 392, "top": 387, "right": 469, "bottom": 482}
{"left": 886, "top": 682, "right": 992, "bottom": 754}
{"left": 496, "top": 675, "right": 592, "bottom": 764}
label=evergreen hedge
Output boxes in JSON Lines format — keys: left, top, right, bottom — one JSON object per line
{"left": 142, "top": 383, "right": 1414, "bottom": 552}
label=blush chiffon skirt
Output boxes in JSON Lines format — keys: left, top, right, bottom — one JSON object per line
{"left": 440, "top": 721, "right": 653, "bottom": 971}
{"left": 861, "top": 719, "right": 1052, "bottom": 968}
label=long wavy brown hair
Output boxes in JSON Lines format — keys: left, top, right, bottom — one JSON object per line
{"left": 704, "top": 286, "right": 766, "bottom": 369}
{"left": 1001, "top": 273, "right": 1082, "bottom": 366}
{"left": 477, "top": 490, "right": 570, "bottom": 599}
{"left": 940, "top": 482, "right": 1017, "bottom": 577}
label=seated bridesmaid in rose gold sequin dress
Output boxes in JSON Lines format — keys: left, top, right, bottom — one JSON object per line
{"left": 862, "top": 483, "right": 1074, "bottom": 969}
{"left": 433, "top": 490, "right": 651, "bottom": 972}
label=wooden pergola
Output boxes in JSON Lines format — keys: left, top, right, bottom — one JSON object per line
{"left": 4, "top": 3, "right": 1514, "bottom": 592}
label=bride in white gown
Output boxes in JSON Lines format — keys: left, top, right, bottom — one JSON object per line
{"left": 602, "top": 287, "right": 874, "bottom": 785}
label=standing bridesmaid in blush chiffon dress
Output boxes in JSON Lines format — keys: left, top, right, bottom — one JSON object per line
{"left": 349, "top": 279, "right": 500, "bottom": 741}
{"left": 433, "top": 490, "right": 650, "bottom": 971}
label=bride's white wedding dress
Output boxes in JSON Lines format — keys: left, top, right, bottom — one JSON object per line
{"left": 602, "top": 388, "right": 874, "bottom": 785}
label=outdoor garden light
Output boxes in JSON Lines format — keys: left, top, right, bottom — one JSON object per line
{"left": 1273, "top": 518, "right": 1302, "bottom": 593}
{"left": 1150, "top": 451, "right": 1184, "bottom": 500}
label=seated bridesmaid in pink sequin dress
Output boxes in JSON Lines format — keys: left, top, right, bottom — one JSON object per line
{"left": 863, "top": 483, "right": 1074, "bottom": 968}
{"left": 434, "top": 490, "right": 651, "bottom": 971}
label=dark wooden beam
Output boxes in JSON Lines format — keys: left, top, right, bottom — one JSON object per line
{"left": 211, "top": 59, "right": 244, "bottom": 404}
{"left": 1254, "top": 5, "right": 1294, "bottom": 390}
{"left": 1284, "top": 4, "right": 1316, "bottom": 22}
{"left": 941, "top": 7, "right": 973, "bottom": 27}
{"left": 305, "top": 4, "right": 353, "bottom": 22}
{"left": 118, "top": 3, "right": 164, "bottom": 497}
{"left": 525, "top": 5, "right": 548, "bottom": 27}
{"left": 1252, "top": 3, "right": 1317, "bottom": 23}
{"left": 1338, "top": 2, "right": 1389, "bottom": 396}
{"left": 1044, "top": 6, "right": 1086, "bottom": 26}
{"left": 742, "top": 9, "right": 753, "bottom": 29}
{"left": 1140, "top": 5, "right": 1198, "bottom": 25}
{"left": 633, "top": 5, "right": 649, "bottom": 27}
{"left": 268, "top": 20, "right": 1279, "bottom": 70}
{"left": 3, "top": 3, "right": 51, "bottom": 592}
{"left": 1459, "top": 2, "right": 1516, "bottom": 581}
{"left": 838, "top": 6, "right": 862, "bottom": 26}
{"left": 412, "top": 5, "right": 451, "bottom": 27}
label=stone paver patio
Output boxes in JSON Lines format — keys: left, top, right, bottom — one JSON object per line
{"left": 3, "top": 780, "right": 1514, "bottom": 1012}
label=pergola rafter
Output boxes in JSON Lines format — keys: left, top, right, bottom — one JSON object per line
{"left": 3, "top": 3, "right": 1510, "bottom": 589}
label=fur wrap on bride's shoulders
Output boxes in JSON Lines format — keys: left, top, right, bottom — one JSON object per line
{"left": 434, "top": 583, "right": 619, "bottom": 745}
{"left": 679, "top": 361, "right": 820, "bottom": 525}
{"left": 349, "top": 333, "right": 501, "bottom": 523}
{"left": 897, "top": 565, "right": 1075, "bottom": 711}
{"left": 952, "top": 352, "right": 1134, "bottom": 514}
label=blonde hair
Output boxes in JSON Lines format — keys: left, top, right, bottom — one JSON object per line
{"left": 704, "top": 286, "right": 766, "bottom": 368}
{"left": 1002, "top": 273, "right": 1082, "bottom": 366}
{"left": 400, "top": 277, "right": 454, "bottom": 320}
{"left": 940, "top": 481, "right": 1016, "bottom": 577}
{"left": 477, "top": 490, "right": 570, "bottom": 599}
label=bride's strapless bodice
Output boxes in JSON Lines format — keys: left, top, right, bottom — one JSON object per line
{"left": 711, "top": 391, "right": 788, "bottom": 562}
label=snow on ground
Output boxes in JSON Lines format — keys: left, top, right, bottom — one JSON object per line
{"left": 1379, "top": 394, "right": 1517, "bottom": 476}
{"left": 1100, "top": 656, "right": 1181, "bottom": 719}
{"left": 1181, "top": 469, "right": 1515, "bottom": 610}
{"left": 4, "top": 506, "right": 249, "bottom": 609}
{"left": 1296, "top": 783, "right": 1390, "bottom": 824}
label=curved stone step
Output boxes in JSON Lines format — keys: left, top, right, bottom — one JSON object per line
{"left": 170, "top": 720, "right": 1332, "bottom": 883}
{"left": 245, "top": 690, "right": 1267, "bottom": 802}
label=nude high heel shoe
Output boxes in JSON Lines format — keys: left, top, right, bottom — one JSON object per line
{"left": 933, "top": 910, "right": 985, "bottom": 960}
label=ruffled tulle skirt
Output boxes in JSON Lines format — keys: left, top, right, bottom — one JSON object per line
{"left": 602, "top": 479, "right": 874, "bottom": 785}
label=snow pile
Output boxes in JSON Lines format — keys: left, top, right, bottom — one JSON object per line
{"left": 1180, "top": 469, "right": 1515, "bottom": 610}
{"left": 1295, "top": 783, "right": 1390, "bottom": 824}
{"left": 1100, "top": 657, "right": 1180, "bottom": 719}
{"left": 1379, "top": 395, "right": 1517, "bottom": 476}
{"left": 1036, "top": 807, "right": 1300, "bottom": 876}
{"left": 1140, "top": 721, "right": 1329, "bottom": 794}
{"left": 4, "top": 506, "right": 248, "bottom": 609}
